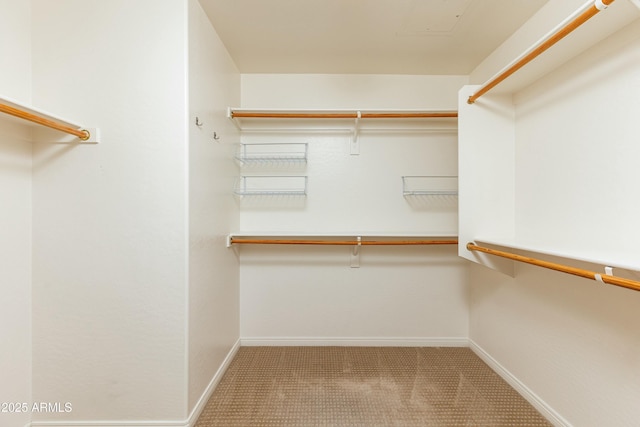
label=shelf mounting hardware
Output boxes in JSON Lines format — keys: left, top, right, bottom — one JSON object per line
{"left": 351, "top": 236, "right": 362, "bottom": 268}
{"left": 351, "top": 110, "right": 361, "bottom": 155}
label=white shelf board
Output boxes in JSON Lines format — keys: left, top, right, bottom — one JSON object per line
{"left": 228, "top": 232, "right": 458, "bottom": 249}
{"left": 474, "top": 237, "right": 640, "bottom": 272}
{"left": 0, "top": 94, "right": 82, "bottom": 129}
{"left": 228, "top": 107, "right": 458, "bottom": 134}
{"left": 228, "top": 107, "right": 458, "bottom": 115}
{"left": 230, "top": 231, "right": 458, "bottom": 238}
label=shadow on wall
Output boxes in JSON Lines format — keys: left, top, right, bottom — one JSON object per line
{"left": 404, "top": 194, "right": 458, "bottom": 211}
{"left": 235, "top": 244, "right": 463, "bottom": 268}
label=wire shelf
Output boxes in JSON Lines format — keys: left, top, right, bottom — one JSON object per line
{"left": 234, "top": 175, "right": 308, "bottom": 196}
{"left": 235, "top": 143, "right": 308, "bottom": 164}
{"left": 402, "top": 176, "right": 458, "bottom": 196}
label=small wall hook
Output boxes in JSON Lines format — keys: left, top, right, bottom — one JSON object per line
{"left": 195, "top": 117, "right": 203, "bottom": 127}
{"left": 213, "top": 131, "right": 220, "bottom": 141}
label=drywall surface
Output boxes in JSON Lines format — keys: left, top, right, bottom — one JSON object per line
{"left": 0, "top": 125, "right": 32, "bottom": 427}
{"left": 0, "top": 0, "right": 31, "bottom": 102}
{"left": 468, "top": 18, "right": 640, "bottom": 427}
{"left": 457, "top": 86, "right": 515, "bottom": 272}
{"left": 241, "top": 74, "right": 466, "bottom": 111}
{"left": 0, "top": 3, "right": 31, "bottom": 427}
{"left": 188, "top": 0, "right": 241, "bottom": 414}
{"left": 30, "top": 0, "right": 189, "bottom": 422}
{"left": 238, "top": 74, "right": 469, "bottom": 343}
{"left": 240, "top": 244, "right": 468, "bottom": 344}
{"left": 0, "top": 124, "right": 32, "bottom": 427}
{"left": 470, "top": 260, "right": 640, "bottom": 427}
{"left": 514, "top": 18, "right": 640, "bottom": 260}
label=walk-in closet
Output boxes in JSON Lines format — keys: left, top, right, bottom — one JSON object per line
{"left": 2, "top": 1, "right": 640, "bottom": 426}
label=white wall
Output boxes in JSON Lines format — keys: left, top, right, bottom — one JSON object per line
{"left": 0, "top": 123, "right": 32, "bottom": 427}
{"left": 458, "top": 88, "right": 515, "bottom": 273}
{"left": 238, "top": 74, "right": 469, "bottom": 344}
{"left": 30, "top": 0, "right": 189, "bottom": 422}
{"left": 463, "top": 9, "right": 640, "bottom": 427}
{"left": 188, "top": 0, "right": 241, "bottom": 415}
{"left": 514, "top": 19, "right": 640, "bottom": 257}
{"left": 0, "top": 2, "right": 31, "bottom": 427}
{"left": 0, "top": 0, "right": 31, "bottom": 102}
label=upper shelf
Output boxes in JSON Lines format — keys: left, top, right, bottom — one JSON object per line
{"left": 0, "top": 94, "right": 100, "bottom": 143}
{"left": 472, "top": 0, "right": 640, "bottom": 97}
{"left": 227, "top": 107, "right": 458, "bottom": 132}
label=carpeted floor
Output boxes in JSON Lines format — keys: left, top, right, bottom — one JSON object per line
{"left": 195, "top": 346, "right": 552, "bottom": 426}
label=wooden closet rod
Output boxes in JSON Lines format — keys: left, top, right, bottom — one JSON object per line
{"left": 230, "top": 111, "right": 458, "bottom": 119}
{"left": 0, "top": 102, "right": 90, "bottom": 140}
{"left": 466, "top": 242, "right": 640, "bottom": 292}
{"left": 467, "top": 0, "right": 615, "bottom": 104}
{"left": 231, "top": 238, "right": 458, "bottom": 246}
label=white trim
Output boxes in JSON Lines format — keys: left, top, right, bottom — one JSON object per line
{"left": 240, "top": 336, "right": 469, "bottom": 347}
{"left": 30, "top": 340, "right": 241, "bottom": 427}
{"left": 185, "top": 339, "right": 241, "bottom": 427}
{"left": 469, "top": 339, "right": 572, "bottom": 427}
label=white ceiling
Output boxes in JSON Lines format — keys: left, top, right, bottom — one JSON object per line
{"left": 199, "top": 0, "right": 549, "bottom": 75}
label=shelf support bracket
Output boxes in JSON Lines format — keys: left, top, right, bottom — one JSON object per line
{"left": 33, "top": 126, "right": 101, "bottom": 144}
{"left": 350, "top": 236, "right": 362, "bottom": 268}
{"left": 350, "top": 110, "right": 361, "bottom": 155}
{"left": 227, "top": 107, "right": 241, "bottom": 130}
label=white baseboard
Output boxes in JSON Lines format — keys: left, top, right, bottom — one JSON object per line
{"left": 240, "top": 336, "right": 469, "bottom": 347}
{"left": 469, "top": 339, "right": 571, "bottom": 427}
{"left": 185, "top": 338, "right": 241, "bottom": 427}
{"left": 30, "top": 339, "right": 241, "bottom": 427}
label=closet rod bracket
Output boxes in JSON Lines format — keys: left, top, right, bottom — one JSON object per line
{"left": 351, "top": 111, "right": 361, "bottom": 155}
{"left": 34, "top": 126, "right": 101, "bottom": 144}
{"left": 80, "top": 127, "right": 100, "bottom": 144}
{"left": 350, "top": 236, "right": 362, "bottom": 268}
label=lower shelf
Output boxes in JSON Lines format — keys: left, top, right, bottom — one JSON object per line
{"left": 402, "top": 176, "right": 458, "bottom": 196}
{"left": 234, "top": 176, "right": 308, "bottom": 196}
{"left": 468, "top": 239, "right": 640, "bottom": 292}
{"left": 474, "top": 237, "right": 640, "bottom": 272}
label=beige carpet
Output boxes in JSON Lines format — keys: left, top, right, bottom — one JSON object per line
{"left": 195, "top": 346, "right": 552, "bottom": 426}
